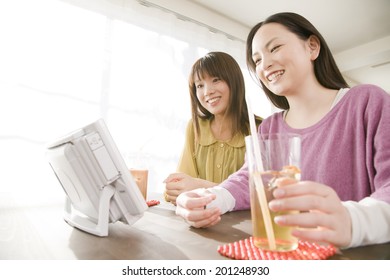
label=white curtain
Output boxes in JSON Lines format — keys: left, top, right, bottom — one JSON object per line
{"left": 0, "top": 0, "right": 271, "bottom": 205}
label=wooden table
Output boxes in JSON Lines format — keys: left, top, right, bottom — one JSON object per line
{"left": 1, "top": 192, "right": 389, "bottom": 260}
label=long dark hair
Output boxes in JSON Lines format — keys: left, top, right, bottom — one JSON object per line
{"left": 246, "top": 12, "right": 349, "bottom": 110}
{"left": 189, "top": 51, "right": 252, "bottom": 139}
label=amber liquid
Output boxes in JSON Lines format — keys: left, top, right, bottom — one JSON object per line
{"left": 250, "top": 168, "right": 300, "bottom": 251}
{"left": 129, "top": 169, "right": 148, "bottom": 200}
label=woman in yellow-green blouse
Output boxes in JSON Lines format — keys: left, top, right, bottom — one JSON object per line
{"left": 164, "top": 52, "right": 262, "bottom": 204}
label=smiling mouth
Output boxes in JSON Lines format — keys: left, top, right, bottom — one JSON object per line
{"left": 207, "top": 97, "right": 221, "bottom": 105}
{"left": 266, "top": 70, "right": 285, "bottom": 82}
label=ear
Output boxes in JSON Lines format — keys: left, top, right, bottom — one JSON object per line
{"left": 307, "top": 35, "right": 320, "bottom": 60}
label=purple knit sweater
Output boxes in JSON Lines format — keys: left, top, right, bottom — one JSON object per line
{"left": 220, "top": 84, "right": 390, "bottom": 210}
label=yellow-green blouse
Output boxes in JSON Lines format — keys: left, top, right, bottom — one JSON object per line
{"left": 177, "top": 118, "right": 247, "bottom": 184}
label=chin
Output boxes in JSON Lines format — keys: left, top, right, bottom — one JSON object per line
{"left": 268, "top": 86, "right": 286, "bottom": 97}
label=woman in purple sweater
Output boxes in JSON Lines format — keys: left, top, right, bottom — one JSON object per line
{"left": 175, "top": 12, "right": 390, "bottom": 249}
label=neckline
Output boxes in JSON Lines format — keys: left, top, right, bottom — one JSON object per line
{"left": 197, "top": 118, "right": 245, "bottom": 147}
{"left": 281, "top": 88, "right": 350, "bottom": 131}
{"left": 283, "top": 88, "right": 349, "bottom": 121}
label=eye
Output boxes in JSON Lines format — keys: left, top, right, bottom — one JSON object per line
{"left": 270, "top": 45, "right": 281, "bottom": 53}
{"left": 254, "top": 58, "right": 262, "bottom": 66}
{"left": 252, "top": 55, "right": 262, "bottom": 66}
{"left": 195, "top": 84, "right": 203, "bottom": 89}
{"left": 212, "top": 77, "right": 221, "bottom": 83}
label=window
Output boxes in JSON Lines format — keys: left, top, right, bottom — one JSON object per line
{"left": 0, "top": 0, "right": 271, "bottom": 205}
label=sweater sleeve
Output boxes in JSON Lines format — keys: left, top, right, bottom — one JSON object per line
{"left": 367, "top": 86, "right": 390, "bottom": 203}
{"left": 343, "top": 197, "right": 390, "bottom": 248}
{"left": 218, "top": 160, "right": 251, "bottom": 210}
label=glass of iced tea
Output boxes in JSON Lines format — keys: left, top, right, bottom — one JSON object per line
{"left": 245, "top": 133, "right": 301, "bottom": 251}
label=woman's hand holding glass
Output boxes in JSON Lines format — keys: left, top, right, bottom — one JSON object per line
{"left": 269, "top": 179, "right": 352, "bottom": 248}
{"left": 175, "top": 188, "right": 222, "bottom": 228}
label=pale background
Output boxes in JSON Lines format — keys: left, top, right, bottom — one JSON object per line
{"left": 0, "top": 0, "right": 388, "bottom": 208}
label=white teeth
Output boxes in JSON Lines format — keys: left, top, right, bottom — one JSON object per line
{"left": 267, "top": 70, "right": 284, "bottom": 82}
{"left": 207, "top": 97, "right": 220, "bottom": 104}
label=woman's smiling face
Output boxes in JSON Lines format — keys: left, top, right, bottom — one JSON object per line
{"left": 195, "top": 73, "right": 230, "bottom": 117}
{"left": 251, "top": 22, "right": 314, "bottom": 96}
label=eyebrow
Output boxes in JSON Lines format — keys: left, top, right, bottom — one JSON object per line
{"left": 252, "top": 37, "right": 279, "bottom": 58}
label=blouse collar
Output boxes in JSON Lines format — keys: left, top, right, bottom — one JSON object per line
{"left": 197, "top": 118, "right": 245, "bottom": 148}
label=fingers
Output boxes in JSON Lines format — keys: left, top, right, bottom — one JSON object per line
{"left": 176, "top": 206, "right": 221, "bottom": 228}
{"left": 164, "top": 194, "right": 177, "bottom": 204}
{"left": 292, "top": 228, "right": 333, "bottom": 245}
{"left": 274, "top": 210, "right": 330, "bottom": 229}
{"left": 165, "top": 175, "right": 207, "bottom": 205}
{"left": 273, "top": 181, "right": 335, "bottom": 199}
{"left": 273, "top": 211, "right": 349, "bottom": 247}
{"left": 164, "top": 188, "right": 181, "bottom": 204}
{"left": 269, "top": 194, "right": 328, "bottom": 212}
{"left": 164, "top": 174, "right": 186, "bottom": 204}
{"left": 165, "top": 189, "right": 181, "bottom": 198}
{"left": 165, "top": 181, "right": 183, "bottom": 191}
{"left": 176, "top": 190, "right": 216, "bottom": 209}
{"left": 291, "top": 227, "right": 341, "bottom": 247}
{"left": 268, "top": 181, "right": 352, "bottom": 247}
{"left": 164, "top": 174, "right": 190, "bottom": 192}
{"left": 175, "top": 190, "right": 221, "bottom": 228}
{"left": 274, "top": 177, "right": 297, "bottom": 187}
{"left": 270, "top": 181, "right": 339, "bottom": 213}
{"left": 163, "top": 173, "right": 185, "bottom": 183}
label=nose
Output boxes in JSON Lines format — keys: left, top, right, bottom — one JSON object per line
{"left": 260, "top": 55, "right": 272, "bottom": 71}
{"left": 204, "top": 83, "right": 215, "bottom": 96}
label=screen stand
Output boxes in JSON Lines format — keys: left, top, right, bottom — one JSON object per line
{"left": 64, "top": 185, "right": 115, "bottom": 237}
